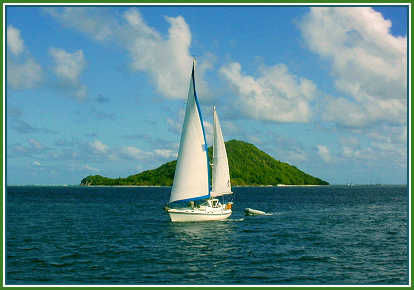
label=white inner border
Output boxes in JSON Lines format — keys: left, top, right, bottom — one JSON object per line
{"left": 2, "top": 2, "right": 412, "bottom": 288}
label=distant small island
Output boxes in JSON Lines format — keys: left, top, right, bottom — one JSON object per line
{"left": 81, "top": 140, "right": 329, "bottom": 186}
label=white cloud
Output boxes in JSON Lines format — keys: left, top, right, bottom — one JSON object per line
{"left": 88, "top": 140, "right": 109, "bottom": 154}
{"left": 123, "top": 10, "right": 195, "bottom": 99}
{"left": 49, "top": 47, "right": 87, "bottom": 99}
{"left": 7, "top": 26, "right": 42, "bottom": 89}
{"left": 167, "top": 109, "right": 185, "bottom": 135}
{"left": 49, "top": 48, "right": 85, "bottom": 83}
{"left": 29, "top": 138, "right": 45, "bottom": 150}
{"left": 203, "top": 120, "right": 213, "bottom": 145}
{"left": 299, "top": 7, "right": 407, "bottom": 173}
{"left": 83, "top": 164, "right": 101, "bottom": 172}
{"left": 299, "top": 7, "right": 407, "bottom": 127}
{"left": 317, "top": 145, "right": 332, "bottom": 163}
{"left": 260, "top": 134, "right": 309, "bottom": 166}
{"left": 44, "top": 7, "right": 115, "bottom": 41}
{"left": 7, "top": 58, "right": 43, "bottom": 89}
{"left": 338, "top": 125, "right": 406, "bottom": 167}
{"left": 341, "top": 144, "right": 376, "bottom": 161}
{"left": 32, "top": 161, "right": 41, "bottom": 166}
{"left": 44, "top": 138, "right": 118, "bottom": 164}
{"left": 45, "top": 7, "right": 211, "bottom": 100}
{"left": 220, "top": 62, "right": 316, "bottom": 123}
{"left": 154, "top": 149, "right": 177, "bottom": 159}
{"left": 7, "top": 25, "right": 24, "bottom": 55}
{"left": 123, "top": 11, "right": 193, "bottom": 99}
{"left": 369, "top": 125, "right": 407, "bottom": 165}
{"left": 10, "top": 138, "right": 49, "bottom": 157}
{"left": 120, "top": 145, "right": 177, "bottom": 161}
{"left": 120, "top": 146, "right": 150, "bottom": 160}
{"left": 284, "top": 148, "right": 308, "bottom": 164}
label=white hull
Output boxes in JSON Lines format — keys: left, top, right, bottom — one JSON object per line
{"left": 245, "top": 208, "right": 266, "bottom": 216}
{"left": 167, "top": 208, "right": 232, "bottom": 222}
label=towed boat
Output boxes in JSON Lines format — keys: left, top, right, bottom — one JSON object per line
{"left": 245, "top": 208, "right": 267, "bottom": 216}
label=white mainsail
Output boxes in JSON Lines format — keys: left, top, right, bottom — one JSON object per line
{"left": 211, "top": 106, "right": 232, "bottom": 197}
{"left": 169, "top": 61, "right": 210, "bottom": 203}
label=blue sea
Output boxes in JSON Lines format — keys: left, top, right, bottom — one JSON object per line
{"left": 6, "top": 185, "right": 409, "bottom": 285}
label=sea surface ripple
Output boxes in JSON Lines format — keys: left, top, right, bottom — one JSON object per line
{"left": 6, "top": 185, "right": 408, "bottom": 285}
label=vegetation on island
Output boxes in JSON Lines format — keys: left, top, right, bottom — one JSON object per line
{"left": 81, "top": 140, "right": 329, "bottom": 186}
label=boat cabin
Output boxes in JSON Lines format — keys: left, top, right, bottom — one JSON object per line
{"left": 196, "top": 198, "right": 222, "bottom": 210}
{"left": 208, "top": 198, "right": 220, "bottom": 208}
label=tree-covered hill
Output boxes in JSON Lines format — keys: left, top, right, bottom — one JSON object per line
{"left": 81, "top": 140, "right": 329, "bottom": 186}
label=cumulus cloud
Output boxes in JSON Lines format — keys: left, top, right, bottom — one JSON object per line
{"left": 338, "top": 125, "right": 406, "bottom": 168}
{"left": 44, "top": 7, "right": 115, "bottom": 41}
{"left": 154, "top": 149, "right": 177, "bottom": 159}
{"left": 88, "top": 140, "right": 109, "bottom": 154}
{"left": 28, "top": 138, "right": 46, "bottom": 150}
{"left": 257, "top": 133, "right": 309, "bottom": 166}
{"left": 49, "top": 48, "right": 85, "bottom": 83}
{"left": 120, "top": 145, "right": 177, "bottom": 161}
{"left": 9, "top": 138, "right": 50, "bottom": 157}
{"left": 7, "top": 25, "right": 43, "bottom": 89}
{"left": 120, "top": 146, "right": 149, "bottom": 160}
{"left": 220, "top": 62, "right": 316, "bottom": 123}
{"left": 8, "top": 58, "right": 43, "bottom": 89}
{"left": 38, "top": 137, "right": 178, "bottom": 172}
{"left": 316, "top": 145, "right": 332, "bottom": 163}
{"left": 49, "top": 47, "right": 87, "bottom": 99}
{"left": 7, "top": 25, "right": 24, "bottom": 55}
{"left": 341, "top": 143, "right": 377, "bottom": 161}
{"left": 45, "top": 7, "right": 211, "bottom": 99}
{"left": 299, "top": 7, "right": 407, "bottom": 127}
{"left": 370, "top": 125, "right": 406, "bottom": 165}
{"left": 283, "top": 147, "right": 308, "bottom": 164}
{"left": 124, "top": 11, "right": 193, "bottom": 99}
{"left": 203, "top": 120, "right": 213, "bottom": 145}
{"left": 32, "top": 161, "right": 41, "bottom": 166}
{"left": 83, "top": 164, "right": 101, "bottom": 172}
{"left": 46, "top": 138, "right": 117, "bottom": 164}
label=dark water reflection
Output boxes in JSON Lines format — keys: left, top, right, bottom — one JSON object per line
{"left": 6, "top": 185, "right": 408, "bottom": 285}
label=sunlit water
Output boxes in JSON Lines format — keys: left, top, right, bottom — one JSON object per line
{"left": 6, "top": 185, "right": 408, "bottom": 285}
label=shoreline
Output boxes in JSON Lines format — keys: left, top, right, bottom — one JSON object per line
{"left": 81, "top": 184, "right": 328, "bottom": 187}
{"left": 81, "top": 185, "right": 169, "bottom": 188}
{"left": 7, "top": 184, "right": 406, "bottom": 187}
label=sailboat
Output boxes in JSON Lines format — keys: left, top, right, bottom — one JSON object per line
{"left": 166, "top": 60, "right": 233, "bottom": 222}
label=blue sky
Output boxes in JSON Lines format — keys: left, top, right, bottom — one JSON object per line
{"left": 6, "top": 5, "right": 408, "bottom": 185}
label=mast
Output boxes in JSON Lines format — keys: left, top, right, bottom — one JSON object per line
{"left": 192, "top": 58, "right": 211, "bottom": 196}
{"left": 211, "top": 105, "right": 217, "bottom": 194}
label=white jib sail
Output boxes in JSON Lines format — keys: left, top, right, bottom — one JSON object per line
{"left": 170, "top": 63, "right": 210, "bottom": 203}
{"left": 211, "top": 106, "right": 232, "bottom": 197}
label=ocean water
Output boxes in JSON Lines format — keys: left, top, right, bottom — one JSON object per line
{"left": 6, "top": 185, "right": 409, "bottom": 285}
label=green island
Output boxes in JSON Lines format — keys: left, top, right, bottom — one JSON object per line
{"left": 81, "top": 140, "right": 329, "bottom": 186}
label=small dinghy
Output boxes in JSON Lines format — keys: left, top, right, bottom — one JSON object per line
{"left": 245, "top": 208, "right": 267, "bottom": 216}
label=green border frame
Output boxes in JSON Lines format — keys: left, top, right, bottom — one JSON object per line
{"left": 0, "top": 0, "right": 412, "bottom": 3}
{"left": 1, "top": 1, "right": 411, "bottom": 289}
